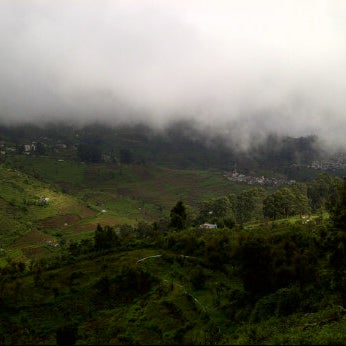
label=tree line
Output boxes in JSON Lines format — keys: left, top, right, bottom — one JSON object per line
{"left": 192, "top": 173, "right": 341, "bottom": 227}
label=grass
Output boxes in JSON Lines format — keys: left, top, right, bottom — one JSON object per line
{"left": 7, "top": 156, "right": 247, "bottom": 211}
{"left": 244, "top": 211, "right": 329, "bottom": 231}
{"left": 1, "top": 217, "right": 346, "bottom": 345}
{"left": 4, "top": 155, "right": 324, "bottom": 266}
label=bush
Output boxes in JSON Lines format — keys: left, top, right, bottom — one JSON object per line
{"left": 189, "top": 266, "right": 206, "bottom": 290}
{"left": 250, "top": 285, "right": 302, "bottom": 322}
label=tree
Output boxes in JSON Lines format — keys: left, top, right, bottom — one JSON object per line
{"left": 236, "top": 190, "right": 257, "bottom": 224}
{"left": 197, "top": 196, "right": 233, "bottom": 224}
{"left": 94, "top": 224, "right": 119, "bottom": 250}
{"left": 263, "top": 187, "right": 297, "bottom": 220}
{"left": 329, "top": 177, "right": 346, "bottom": 230}
{"left": 136, "top": 221, "right": 154, "bottom": 238}
{"left": 307, "top": 173, "right": 341, "bottom": 212}
{"left": 263, "top": 194, "right": 277, "bottom": 220}
{"left": 169, "top": 200, "right": 187, "bottom": 230}
{"left": 119, "top": 148, "right": 134, "bottom": 164}
{"left": 290, "top": 183, "right": 311, "bottom": 216}
{"left": 325, "top": 177, "right": 346, "bottom": 305}
{"left": 35, "top": 141, "right": 46, "bottom": 155}
{"left": 77, "top": 143, "right": 102, "bottom": 163}
{"left": 232, "top": 235, "right": 273, "bottom": 297}
{"left": 56, "top": 325, "right": 78, "bottom": 346}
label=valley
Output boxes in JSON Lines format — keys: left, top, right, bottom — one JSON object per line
{"left": 0, "top": 123, "right": 346, "bottom": 345}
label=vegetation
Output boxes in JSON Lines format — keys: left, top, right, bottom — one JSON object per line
{"left": 1, "top": 123, "right": 346, "bottom": 344}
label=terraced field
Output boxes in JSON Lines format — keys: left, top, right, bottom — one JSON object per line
{"left": 0, "top": 157, "right": 250, "bottom": 264}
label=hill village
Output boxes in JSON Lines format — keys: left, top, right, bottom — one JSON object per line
{"left": 223, "top": 170, "right": 296, "bottom": 186}
{"left": 308, "top": 152, "right": 346, "bottom": 171}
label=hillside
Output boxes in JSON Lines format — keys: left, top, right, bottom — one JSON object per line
{"left": 1, "top": 149, "right": 342, "bottom": 266}
{"left": 1, "top": 214, "right": 346, "bottom": 345}
{"left": 0, "top": 157, "right": 250, "bottom": 265}
{"left": 0, "top": 122, "right": 331, "bottom": 175}
{"left": 1, "top": 123, "right": 346, "bottom": 345}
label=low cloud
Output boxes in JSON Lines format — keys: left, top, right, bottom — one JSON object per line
{"left": 0, "top": 0, "right": 345, "bottom": 150}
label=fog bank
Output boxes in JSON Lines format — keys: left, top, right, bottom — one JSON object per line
{"left": 0, "top": 0, "right": 345, "bottom": 150}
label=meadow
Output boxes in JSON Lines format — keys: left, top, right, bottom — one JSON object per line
{"left": 0, "top": 156, "right": 246, "bottom": 265}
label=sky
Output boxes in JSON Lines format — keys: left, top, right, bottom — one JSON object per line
{"left": 0, "top": 0, "right": 346, "bottom": 149}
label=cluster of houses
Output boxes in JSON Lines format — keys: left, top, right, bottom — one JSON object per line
{"left": 0, "top": 141, "right": 14, "bottom": 156}
{"left": 223, "top": 171, "right": 295, "bottom": 186}
{"left": 308, "top": 153, "right": 346, "bottom": 171}
{"left": 0, "top": 140, "right": 68, "bottom": 156}
{"left": 0, "top": 141, "right": 37, "bottom": 155}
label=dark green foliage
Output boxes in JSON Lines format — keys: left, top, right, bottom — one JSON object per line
{"left": 232, "top": 227, "right": 319, "bottom": 298}
{"left": 197, "top": 196, "right": 233, "bottom": 223}
{"left": 204, "top": 233, "right": 231, "bottom": 270}
{"left": 94, "top": 265, "right": 158, "bottom": 304}
{"left": 308, "top": 173, "right": 341, "bottom": 212}
{"left": 169, "top": 200, "right": 187, "bottom": 230}
{"left": 263, "top": 184, "right": 312, "bottom": 220}
{"left": 136, "top": 221, "right": 154, "bottom": 238}
{"left": 35, "top": 141, "right": 46, "bottom": 155}
{"left": 236, "top": 190, "right": 257, "bottom": 223}
{"left": 329, "top": 177, "right": 346, "bottom": 229}
{"left": 189, "top": 265, "right": 206, "bottom": 290}
{"left": 250, "top": 286, "right": 302, "bottom": 322}
{"left": 77, "top": 143, "right": 102, "bottom": 163}
{"left": 1, "top": 216, "right": 346, "bottom": 345}
{"left": 94, "top": 224, "right": 120, "bottom": 251}
{"left": 263, "top": 187, "right": 297, "bottom": 219}
{"left": 119, "top": 223, "right": 134, "bottom": 239}
{"left": 122, "top": 264, "right": 156, "bottom": 294}
{"left": 223, "top": 216, "right": 236, "bottom": 229}
{"left": 56, "top": 324, "right": 78, "bottom": 346}
{"left": 2, "top": 122, "right": 346, "bottom": 344}
{"left": 169, "top": 233, "right": 204, "bottom": 256}
{"left": 323, "top": 178, "right": 346, "bottom": 304}
{"left": 119, "top": 147, "right": 134, "bottom": 164}
{"left": 232, "top": 236, "right": 273, "bottom": 297}
{"left": 94, "top": 275, "right": 112, "bottom": 296}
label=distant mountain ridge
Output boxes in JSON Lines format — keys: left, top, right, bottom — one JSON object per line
{"left": 0, "top": 121, "right": 323, "bottom": 175}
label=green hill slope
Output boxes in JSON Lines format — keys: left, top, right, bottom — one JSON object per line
{"left": 0, "top": 158, "right": 246, "bottom": 264}
{"left": 0, "top": 164, "right": 98, "bottom": 263}
{"left": 1, "top": 222, "right": 346, "bottom": 345}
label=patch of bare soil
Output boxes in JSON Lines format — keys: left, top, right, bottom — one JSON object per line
{"left": 37, "top": 214, "right": 82, "bottom": 228}
{"left": 9, "top": 228, "right": 55, "bottom": 248}
{"left": 21, "top": 246, "right": 52, "bottom": 259}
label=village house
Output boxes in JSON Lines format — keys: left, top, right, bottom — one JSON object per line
{"left": 24, "top": 142, "right": 36, "bottom": 153}
{"left": 199, "top": 223, "right": 218, "bottom": 229}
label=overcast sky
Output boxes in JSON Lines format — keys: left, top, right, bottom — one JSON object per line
{"left": 0, "top": 0, "right": 345, "bottom": 149}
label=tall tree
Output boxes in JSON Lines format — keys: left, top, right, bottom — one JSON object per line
{"left": 169, "top": 200, "right": 187, "bottom": 230}
{"left": 94, "top": 224, "right": 119, "bottom": 250}
{"left": 329, "top": 177, "right": 346, "bottom": 229}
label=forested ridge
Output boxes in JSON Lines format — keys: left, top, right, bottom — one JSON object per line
{"left": 0, "top": 122, "right": 324, "bottom": 173}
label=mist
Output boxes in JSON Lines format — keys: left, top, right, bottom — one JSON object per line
{"left": 0, "top": 0, "right": 346, "bottom": 150}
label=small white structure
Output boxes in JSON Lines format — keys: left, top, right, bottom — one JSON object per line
{"left": 41, "top": 197, "right": 50, "bottom": 206}
{"left": 199, "top": 223, "right": 218, "bottom": 229}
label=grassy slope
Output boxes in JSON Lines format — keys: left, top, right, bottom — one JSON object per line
{"left": 1, "top": 156, "right": 345, "bottom": 344}
{"left": 1, "top": 232, "right": 346, "bottom": 345}
{"left": 1, "top": 156, "right": 248, "bottom": 264}
{"left": 7, "top": 155, "right": 245, "bottom": 209}
{"left": 0, "top": 164, "right": 98, "bottom": 263}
